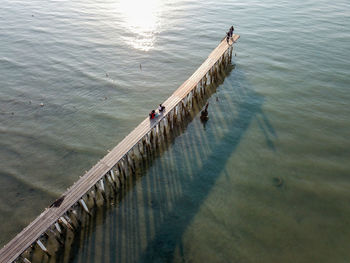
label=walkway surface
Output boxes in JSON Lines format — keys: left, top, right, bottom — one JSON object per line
{"left": 0, "top": 34, "right": 240, "bottom": 263}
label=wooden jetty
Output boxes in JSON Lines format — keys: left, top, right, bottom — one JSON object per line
{"left": 0, "top": 34, "right": 239, "bottom": 263}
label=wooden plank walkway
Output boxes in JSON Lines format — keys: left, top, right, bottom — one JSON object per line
{"left": 0, "top": 34, "right": 240, "bottom": 263}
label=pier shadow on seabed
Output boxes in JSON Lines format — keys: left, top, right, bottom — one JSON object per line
{"left": 38, "top": 59, "right": 276, "bottom": 263}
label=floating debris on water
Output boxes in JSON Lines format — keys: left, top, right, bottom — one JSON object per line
{"left": 273, "top": 176, "right": 284, "bottom": 188}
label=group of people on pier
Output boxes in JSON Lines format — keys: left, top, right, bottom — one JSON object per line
{"left": 226, "top": 25, "right": 235, "bottom": 44}
{"left": 149, "top": 104, "right": 165, "bottom": 119}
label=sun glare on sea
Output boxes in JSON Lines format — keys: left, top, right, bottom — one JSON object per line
{"left": 117, "top": 0, "right": 162, "bottom": 51}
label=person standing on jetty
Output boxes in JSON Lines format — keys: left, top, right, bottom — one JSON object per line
{"left": 229, "top": 26, "right": 234, "bottom": 38}
{"left": 226, "top": 32, "right": 230, "bottom": 44}
{"left": 158, "top": 104, "right": 165, "bottom": 112}
{"left": 149, "top": 110, "right": 156, "bottom": 119}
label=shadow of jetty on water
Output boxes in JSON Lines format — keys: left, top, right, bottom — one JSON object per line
{"left": 139, "top": 67, "right": 272, "bottom": 263}
{"left": 48, "top": 62, "right": 275, "bottom": 263}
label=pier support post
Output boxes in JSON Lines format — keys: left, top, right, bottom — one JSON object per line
{"left": 36, "top": 239, "right": 50, "bottom": 257}
{"left": 99, "top": 179, "right": 107, "bottom": 200}
{"left": 162, "top": 119, "right": 167, "bottom": 138}
{"left": 47, "top": 228, "right": 63, "bottom": 246}
{"left": 138, "top": 141, "right": 144, "bottom": 159}
{"left": 23, "top": 258, "right": 32, "bottom": 263}
{"left": 106, "top": 173, "right": 116, "bottom": 191}
{"left": 59, "top": 216, "right": 74, "bottom": 231}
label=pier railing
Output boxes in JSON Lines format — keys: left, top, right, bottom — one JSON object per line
{"left": 0, "top": 34, "right": 239, "bottom": 263}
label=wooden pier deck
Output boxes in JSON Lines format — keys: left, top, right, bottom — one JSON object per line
{"left": 0, "top": 34, "right": 239, "bottom": 263}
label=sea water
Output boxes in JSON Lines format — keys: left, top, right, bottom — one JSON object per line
{"left": 0, "top": 0, "right": 349, "bottom": 262}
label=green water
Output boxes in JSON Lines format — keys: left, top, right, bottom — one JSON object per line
{"left": 0, "top": 0, "right": 350, "bottom": 262}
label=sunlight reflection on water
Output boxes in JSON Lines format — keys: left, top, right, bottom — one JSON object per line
{"left": 116, "top": 0, "right": 162, "bottom": 51}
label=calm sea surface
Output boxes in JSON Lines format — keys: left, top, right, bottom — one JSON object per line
{"left": 1, "top": 0, "right": 350, "bottom": 262}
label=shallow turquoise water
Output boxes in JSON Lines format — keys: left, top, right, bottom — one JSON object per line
{"left": 1, "top": 0, "right": 350, "bottom": 262}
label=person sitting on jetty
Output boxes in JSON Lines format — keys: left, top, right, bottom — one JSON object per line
{"left": 149, "top": 110, "right": 156, "bottom": 119}
{"left": 158, "top": 104, "right": 165, "bottom": 112}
